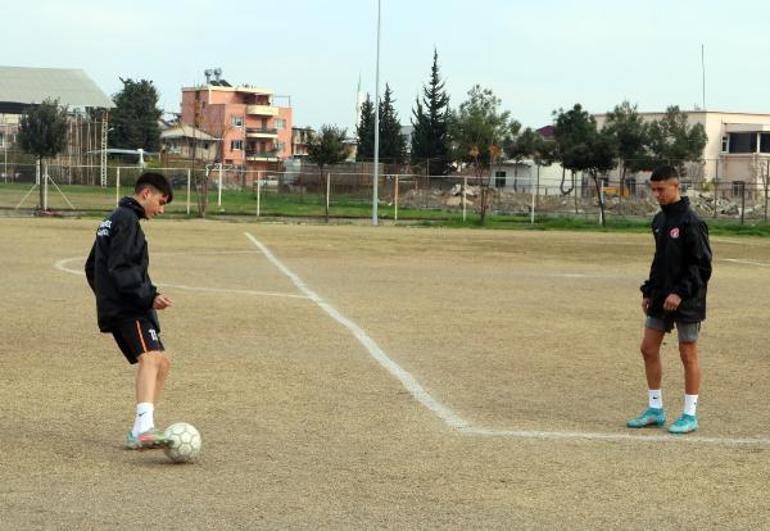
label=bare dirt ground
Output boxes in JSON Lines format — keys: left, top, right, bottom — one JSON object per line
{"left": 1, "top": 218, "right": 769, "bottom": 529}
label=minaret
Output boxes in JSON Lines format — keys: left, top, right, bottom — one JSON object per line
{"left": 354, "top": 74, "right": 364, "bottom": 133}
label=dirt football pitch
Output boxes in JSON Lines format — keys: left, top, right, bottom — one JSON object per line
{"left": 1, "top": 217, "right": 769, "bottom": 529}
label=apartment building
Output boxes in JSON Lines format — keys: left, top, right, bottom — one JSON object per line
{"left": 180, "top": 83, "right": 292, "bottom": 177}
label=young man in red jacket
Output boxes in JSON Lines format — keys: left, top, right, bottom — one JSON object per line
{"left": 85, "top": 172, "right": 174, "bottom": 449}
{"left": 627, "top": 165, "right": 712, "bottom": 434}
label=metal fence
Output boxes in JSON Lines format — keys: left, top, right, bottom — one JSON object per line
{"left": 2, "top": 161, "right": 770, "bottom": 224}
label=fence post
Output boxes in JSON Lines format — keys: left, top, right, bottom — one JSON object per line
{"left": 462, "top": 175, "right": 467, "bottom": 222}
{"left": 714, "top": 160, "right": 719, "bottom": 219}
{"left": 530, "top": 176, "right": 536, "bottom": 225}
{"left": 740, "top": 181, "right": 746, "bottom": 225}
{"left": 325, "top": 171, "right": 330, "bottom": 223}
{"left": 765, "top": 160, "right": 769, "bottom": 223}
{"left": 256, "top": 171, "right": 261, "bottom": 218}
{"left": 186, "top": 168, "right": 191, "bottom": 216}
{"left": 43, "top": 160, "right": 49, "bottom": 211}
{"left": 217, "top": 164, "right": 224, "bottom": 208}
{"left": 116, "top": 167, "right": 121, "bottom": 207}
{"left": 394, "top": 175, "right": 399, "bottom": 222}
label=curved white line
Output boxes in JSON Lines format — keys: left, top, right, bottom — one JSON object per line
{"left": 245, "top": 232, "right": 770, "bottom": 448}
{"left": 54, "top": 256, "right": 308, "bottom": 300}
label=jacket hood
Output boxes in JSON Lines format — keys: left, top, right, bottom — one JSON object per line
{"left": 118, "top": 196, "right": 147, "bottom": 219}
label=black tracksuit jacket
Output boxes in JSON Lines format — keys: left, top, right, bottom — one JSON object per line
{"left": 85, "top": 197, "right": 159, "bottom": 332}
{"left": 641, "top": 196, "right": 712, "bottom": 323}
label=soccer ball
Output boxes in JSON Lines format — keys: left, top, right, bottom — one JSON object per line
{"left": 163, "top": 422, "right": 202, "bottom": 463}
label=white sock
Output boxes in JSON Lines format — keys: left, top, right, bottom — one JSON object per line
{"left": 684, "top": 394, "right": 698, "bottom": 416}
{"left": 132, "top": 402, "right": 155, "bottom": 437}
{"left": 648, "top": 389, "right": 663, "bottom": 409}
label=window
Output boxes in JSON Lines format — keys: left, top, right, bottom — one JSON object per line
{"left": 495, "top": 170, "right": 506, "bottom": 188}
{"left": 275, "top": 118, "right": 286, "bottom": 130}
{"left": 230, "top": 139, "right": 243, "bottom": 151}
{"left": 721, "top": 135, "right": 729, "bottom": 153}
{"left": 760, "top": 133, "right": 770, "bottom": 153}
{"left": 728, "top": 132, "right": 756, "bottom": 153}
{"left": 0, "top": 132, "right": 4, "bottom": 147}
{"left": 231, "top": 116, "right": 243, "bottom": 127}
{"left": 276, "top": 141, "right": 285, "bottom": 152}
{"left": 732, "top": 180, "right": 746, "bottom": 196}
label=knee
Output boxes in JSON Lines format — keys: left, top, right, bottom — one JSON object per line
{"left": 679, "top": 344, "right": 698, "bottom": 365}
{"left": 640, "top": 343, "right": 658, "bottom": 360}
{"left": 139, "top": 351, "right": 168, "bottom": 369}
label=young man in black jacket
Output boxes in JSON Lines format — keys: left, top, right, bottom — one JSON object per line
{"left": 627, "top": 166, "right": 712, "bottom": 434}
{"left": 85, "top": 172, "right": 174, "bottom": 449}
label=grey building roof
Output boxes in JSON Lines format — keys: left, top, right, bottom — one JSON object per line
{"left": 0, "top": 66, "right": 114, "bottom": 112}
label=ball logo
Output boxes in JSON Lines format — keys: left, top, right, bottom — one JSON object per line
{"left": 669, "top": 227, "right": 680, "bottom": 239}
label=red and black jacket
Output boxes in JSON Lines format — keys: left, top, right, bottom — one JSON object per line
{"left": 641, "top": 196, "right": 712, "bottom": 323}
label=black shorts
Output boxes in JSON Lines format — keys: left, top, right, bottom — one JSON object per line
{"left": 111, "top": 318, "right": 165, "bottom": 364}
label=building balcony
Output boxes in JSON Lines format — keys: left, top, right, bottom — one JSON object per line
{"left": 246, "top": 127, "right": 279, "bottom": 139}
{"left": 246, "top": 149, "right": 280, "bottom": 161}
{"left": 247, "top": 104, "right": 279, "bottom": 116}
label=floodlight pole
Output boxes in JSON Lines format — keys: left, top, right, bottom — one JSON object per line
{"left": 372, "top": 0, "right": 381, "bottom": 226}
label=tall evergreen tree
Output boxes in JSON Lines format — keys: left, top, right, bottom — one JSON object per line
{"left": 410, "top": 49, "right": 451, "bottom": 174}
{"left": 378, "top": 84, "right": 406, "bottom": 166}
{"left": 356, "top": 94, "right": 375, "bottom": 161}
{"left": 109, "top": 78, "right": 162, "bottom": 151}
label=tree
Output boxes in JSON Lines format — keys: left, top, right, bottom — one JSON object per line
{"left": 356, "top": 94, "right": 375, "bottom": 161}
{"left": 18, "top": 98, "right": 69, "bottom": 210}
{"left": 645, "top": 106, "right": 707, "bottom": 177}
{"left": 603, "top": 101, "right": 648, "bottom": 194}
{"left": 378, "top": 84, "right": 406, "bottom": 168}
{"left": 449, "top": 85, "right": 516, "bottom": 223}
{"left": 307, "top": 125, "right": 349, "bottom": 221}
{"left": 109, "top": 78, "right": 162, "bottom": 151}
{"left": 410, "top": 49, "right": 451, "bottom": 175}
{"left": 504, "top": 127, "right": 551, "bottom": 192}
{"left": 553, "top": 104, "right": 617, "bottom": 225}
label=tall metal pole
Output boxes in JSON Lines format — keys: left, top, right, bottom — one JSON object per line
{"left": 372, "top": 0, "right": 381, "bottom": 226}
{"left": 701, "top": 44, "right": 706, "bottom": 110}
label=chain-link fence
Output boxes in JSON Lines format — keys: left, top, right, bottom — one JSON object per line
{"left": 3, "top": 159, "right": 770, "bottom": 224}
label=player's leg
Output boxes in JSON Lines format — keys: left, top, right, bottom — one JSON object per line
{"left": 153, "top": 351, "right": 171, "bottom": 404}
{"left": 113, "top": 319, "right": 170, "bottom": 449}
{"left": 627, "top": 323, "right": 667, "bottom": 428}
{"left": 669, "top": 323, "right": 701, "bottom": 434}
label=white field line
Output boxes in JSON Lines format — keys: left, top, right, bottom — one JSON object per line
{"left": 721, "top": 258, "right": 770, "bottom": 268}
{"left": 244, "top": 232, "right": 770, "bottom": 448}
{"left": 53, "top": 256, "right": 308, "bottom": 300}
{"left": 244, "top": 232, "right": 470, "bottom": 431}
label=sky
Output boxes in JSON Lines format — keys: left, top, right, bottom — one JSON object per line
{"left": 4, "top": 0, "right": 770, "bottom": 131}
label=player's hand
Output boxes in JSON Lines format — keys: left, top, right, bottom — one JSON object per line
{"left": 663, "top": 293, "right": 681, "bottom": 312}
{"left": 153, "top": 294, "right": 172, "bottom": 310}
{"left": 641, "top": 298, "right": 651, "bottom": 314}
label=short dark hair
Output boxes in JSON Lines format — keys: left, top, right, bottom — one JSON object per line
{"left": 650, "top": 166, "right": 679, "bottom": 182}
{"left": 135, "top": 172, "right": 173, "bottom": 203}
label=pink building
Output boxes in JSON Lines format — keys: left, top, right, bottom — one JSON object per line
{"left": 180, "top": 84, "right": 292, "bottom": 176}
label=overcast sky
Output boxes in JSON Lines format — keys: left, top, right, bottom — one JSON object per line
{"left": 4, "top": 0, "right": 770, "bottom": 131}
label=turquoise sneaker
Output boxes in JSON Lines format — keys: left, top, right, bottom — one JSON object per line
{"left": 125, "top": 429, "right": 171, "bottom": 450}
{"left": 626, "top": 407, "right": 666, "bottom": 428}
{"left": 668, "top": 414, "right": 698, "bottom": 434}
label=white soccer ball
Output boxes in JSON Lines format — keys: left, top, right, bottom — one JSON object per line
{"left": 163, "top": 422, "right": 202, "bottom": 463}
